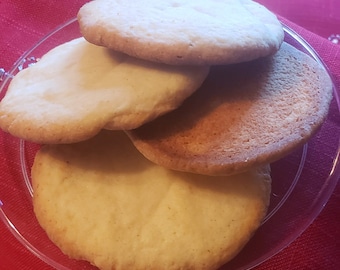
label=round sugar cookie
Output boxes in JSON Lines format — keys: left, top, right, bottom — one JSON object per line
{"left": 77, "top": 0, "right": 284, "bottom": 65}
{"left": 0, "top": 37, "right": 209, "bottom": 144}
{"left": 127, "top": 42, "right": 333, "bottom": 176}
{"left": 32, "top": 130, "right": 271, "bottom": 270}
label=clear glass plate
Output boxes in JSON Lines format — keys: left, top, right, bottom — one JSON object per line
{"left": 0, "top": 18, "right": 339, "bottom": 270}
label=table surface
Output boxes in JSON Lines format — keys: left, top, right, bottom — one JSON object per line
{"left": 0, "top": 1, "right": 339, "bottom": 269}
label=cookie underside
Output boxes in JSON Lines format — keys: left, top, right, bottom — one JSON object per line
{"left": 127, "top": 42, "right": 333, "bottom": 176}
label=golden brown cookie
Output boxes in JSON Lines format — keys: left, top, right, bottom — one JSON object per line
{"left": 127, "top": 42, "right": 333, "bottom": 176}
{"left": 0, "top": 38, "right": 209, "bottom": 144}
{"left": 32, "top": 130, "right": 271, "bottom": 270}
{"left": 77, "top": 0, "right": 284, "bottom": 65}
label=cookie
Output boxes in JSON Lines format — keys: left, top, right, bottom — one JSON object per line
{"left": 32, "top": 130, "right": 271, "bottom": 270}
{"left": 0, "top": 37, "right": 209, "bottom": 144}
{"left": 127, "top": 42, "right": 333, "bottom": 176}
{"left": 77, "top": 0, "right": 284, "bottom": 65}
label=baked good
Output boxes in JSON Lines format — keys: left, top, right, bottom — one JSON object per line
{"left": 77, "top": 0, "right": 284, "bottom": 65}
{"left": 32, "top": 130, "right": 271, "bottom": 270}
{"left": 127, "top": 42, "right": 333, "bottom": 176}
{"left": 0, "top": 37, "right": 209, "bottom": 144}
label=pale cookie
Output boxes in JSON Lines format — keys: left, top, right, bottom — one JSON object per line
{"left": 32, "top": 130, "right": 271, "bottom": 270}
{"left": 0, "top": 38, "right": 209, "bottom": 144}
{"left": 127, "top": 42, "right": 333, "bottom": 176}
{"left": 77, "top": 0, "right": 284, "bottom": 65}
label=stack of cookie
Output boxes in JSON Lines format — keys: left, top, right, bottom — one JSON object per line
{"left": 0, "top": 0, "right": 333, "bottom": 269}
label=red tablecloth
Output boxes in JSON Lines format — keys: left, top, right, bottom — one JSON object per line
{"left": 0, "top": 1, "right": 339, "bottom": 269}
